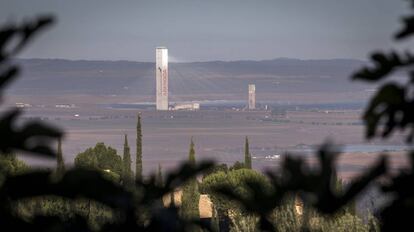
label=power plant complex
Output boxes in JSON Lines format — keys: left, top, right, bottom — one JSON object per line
{"left": 155, "top": 47, "right": 257, "bottom": 111}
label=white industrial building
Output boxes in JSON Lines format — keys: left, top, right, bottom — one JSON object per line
{"left": 173, "top": 103, "right": 200, "bottom": 111}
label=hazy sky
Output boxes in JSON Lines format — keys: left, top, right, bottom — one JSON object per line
{"left": 0, "top": 0, "right": 411, "bottom": 61}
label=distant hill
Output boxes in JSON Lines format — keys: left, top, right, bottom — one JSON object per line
{"left": 9, "top": 58, "right": 366, "bottom": 97}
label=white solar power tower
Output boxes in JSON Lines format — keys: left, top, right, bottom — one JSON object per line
{"left": 156, "top": 47, "right": 168, "bottom": 110}
{"left": 248, "top": 84, "right": 256, "bottom": 110}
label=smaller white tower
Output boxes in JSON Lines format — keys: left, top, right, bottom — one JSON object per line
{"left": 248, "top": 84, "right": 256, "bottom": 110}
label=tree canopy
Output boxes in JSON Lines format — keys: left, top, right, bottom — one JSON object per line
{"left": 201, "top": 168, "right": 270, "bottom": 213}
{"left": 0, "top": 153, "right": 28, "bottom": 177}
{"left": 74, "top": 142, "right": 122, "bottom": 177}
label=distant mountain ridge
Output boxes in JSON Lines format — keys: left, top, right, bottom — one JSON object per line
{"left": 9, "top": 58, "right": 366, "bottom": 96}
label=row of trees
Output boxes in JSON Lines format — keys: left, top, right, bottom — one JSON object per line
{"left": 0, "top": 115, "right": 146, "bottom": 229}
{"left": 65, "top": 119, "right": 255, "bottom": 230}
{"left": 71, "top": 115, "right": 143, "bottom": 185}
{"left": 68, "top": 126, "right": 372, "bottom": 231}
{"left": 47, "top": 118, "right": 254, "bottom": 230}
{"left": 0, "top": 131, "right": 381, "bottom": 232}
{"left": 71, "top": 125, "right": 253, "bottom": 187}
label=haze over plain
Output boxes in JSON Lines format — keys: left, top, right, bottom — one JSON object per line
{"left": 0, "top": 0, "right": 410, "bottom": 61}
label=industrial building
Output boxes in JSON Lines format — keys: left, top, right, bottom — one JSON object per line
{"left": 173, "top": 103, "right": 200, "bottom": 111}
{"left": 156, "top": 47, "right": 169, "bottom": 110}
{"left": 248, "top": 84, "right": 256, "bottom": 110}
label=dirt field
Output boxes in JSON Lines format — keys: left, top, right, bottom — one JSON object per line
{"left": 6, "top": 97, "right": 408, "bottom": 181}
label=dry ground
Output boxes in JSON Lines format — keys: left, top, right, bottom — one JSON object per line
{"left": 3, "top": 96, "right": 407, "bottom": 181}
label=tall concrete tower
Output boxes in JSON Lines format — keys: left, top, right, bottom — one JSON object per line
{"left": 248, "top": 84, "right": 256, "bottom": 110}
{"left": 156, "top": 47, "right": 168, "bottom": 110}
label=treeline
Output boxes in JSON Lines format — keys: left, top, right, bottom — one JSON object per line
{"left": 0, "top": 123, "right": 377, "bottom": 232}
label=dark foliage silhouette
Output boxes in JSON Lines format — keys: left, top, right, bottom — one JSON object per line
{"left": 0, "top": 16, "right": 62, "bottom": 157}
{"left": 211, "top": 0, "right": 414, "bottom": 231}
{"left": 2, "top": 0, "right": 414, "bottom": 231}
{"left": 351, "top": 1, "right": 414, "bottom": 230}
{"left": 212, "top": 144, "right": 386, "bottom": 231}
{"left": 0, "top": 16, "right": 214, "bottom": 232}
{"left": 353, "top": 1, "right": 414, "bottom": 142}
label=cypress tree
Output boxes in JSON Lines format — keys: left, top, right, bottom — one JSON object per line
{"left": 188, "top": 137, "right": 196, "bottom": 166}
{"left": 211, "top": 205, "right": 220, "bottom": 232}
{"left": 122, "top": 134, "right": 132, "bottom": 186}
{"left": 136, "top": 113, "right": 143, "bottom": 181}
{"left": 56, "top": 138, "right": 65, "bottom": 175}
{"left": 156, "top": 163, "right": 163, "bottom": 187}
{"left": 56, "top": 139, "right": 70, "bottom": 218}
{"left": 180, "top": 137, "right": 200, "bottom": 220}
{"left": 244, "top": 136, "right": 252, "bottom": 169}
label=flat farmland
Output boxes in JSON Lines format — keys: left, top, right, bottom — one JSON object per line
{"left": 9, "top": 103, "right": 408, "bottom": 181}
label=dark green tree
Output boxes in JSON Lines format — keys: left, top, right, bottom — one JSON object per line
{"left": 122, "top": 134, "right": 133, "bottom": 186}
{"left": 156, "top": 163, "right": 163, "bottom": 187}
{"left": 188, "top": 138, "right": 196, "bottom": 166}
{"left": 56, "top": 138, "right": 65, "bottom": 175}
{"left": 74, "top": 142, "right": 123, "bottom": 180}
{"left": 0, "top": 153, "right": 28, "bottom": 180}
{"left": 244, "top": 136, "right": 252, "bottom": 169}
{"left": 180, "top": 138, "right": 200, "bottom": 220}
{"left": 136, "top": 113, "right": 143, "bottom": 181}
{"left": 202, "top": 164, "right": 228, "bottom": 182}
{"left": 230, "top": 161, "right": 245, "bottom": 171}
{"left": 201, "top": 168, "right": 270, "bottom": 214}
{"left": 51, "top": 140, "right": 71, "bottom": 228}
{"left": 201, "top": 168, "right": 270, "bottom": 231}
{"left": 211, "top": 205, "right": 220, "bottom": 232}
